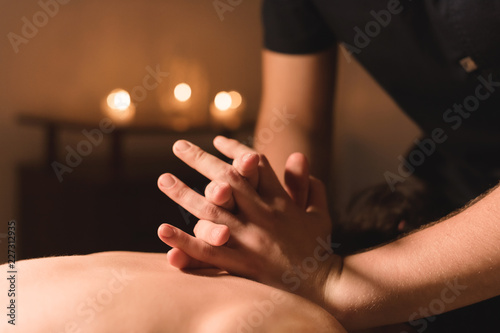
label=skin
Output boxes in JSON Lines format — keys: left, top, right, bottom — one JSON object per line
{"left": 158, "top": 137, "right": 336, "bottom": 304}
{"left": 167, "top": 136, "right": 312, "bottom": 269}
{"left": 254, "top": 49, "right": 336, "bottom": 183}
{"left": 0, "top": 252, "right": 345, "bottom": 333}
{"left": 158, "top": 137, "right": 500, "bottom": 331}
{"left": 168, "top": 48, "right": 339, "bottom": 268}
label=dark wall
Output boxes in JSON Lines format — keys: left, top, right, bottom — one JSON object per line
{"left": 0, "top": 0, "right": 263, "bottom": 261}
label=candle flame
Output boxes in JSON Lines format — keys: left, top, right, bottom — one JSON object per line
{"left": 107, "top": 89, "right": 131, "bottom": 111}
{"left": 214, "top": 91, "right": 232, "bottom": 111}
{"left": 174, "top": 83, "right": 192, "bottom": 102}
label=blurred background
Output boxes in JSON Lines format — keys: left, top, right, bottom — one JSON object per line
{"left": 0, "top": 0, "right": 420, "bottom": 262}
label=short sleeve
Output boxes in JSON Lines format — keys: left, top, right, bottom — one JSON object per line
{"left": 262, "top": 0, "right": 335, "bottom": 54}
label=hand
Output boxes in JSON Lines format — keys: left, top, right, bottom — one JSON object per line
{"left": 203, "top": 136, "right": 313, "bottom": 210}
{"left": 166, "top": 136, "right": 314, "bottom": 269}
{"left": 164, "top": 137, "right": 258, "bottom": 268}
{"left": 157, "top": 138, "right": 341, "bottom": 305}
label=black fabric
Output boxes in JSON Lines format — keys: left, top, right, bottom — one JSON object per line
{"left": 263, "top": 1, "right": 500, "bottom": 332}
{"left": 262, "top": 0, "right": 500, "bottom": 201}
{"left": 262, "top": 0, "right": 335, "bottom": 54}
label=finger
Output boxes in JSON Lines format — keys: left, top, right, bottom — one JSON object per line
{"left": 205, "top": 181, "right": 235, "bottom": 211}
{"left": 306, "top": 176, "right": 329, "bottom": 213}
{"left": 158, "top": 223, "right": 245, "bottom": 272}
{"left": 173, "top": 140, "right": 232, "bottom": 181}
{"left": 159, "top": 224, "right": 221, "bottom": 266}
{"left": 213, "top": 136, "right": 255, "bottom": 160}
{"left": 213, "top": 136, "right": 260, "bottom": 188}
{"left": 158, "top": 173, "right": 236, "bottom": 227}
{"left": 284, "top": 153, "right": 310, "bottom": 209}
{"left": 171, "top": 140, "right": 260, "bottom": 211}
{"left": 166, "top": 248, "right": 215, "bottom": 269}
{"left": 257, "top": 154, "right": 290, "bottom": 200}
{"left": 233, "top": 153, "right": 260, "bottom": 189}
{"left": 193, "top": 220, "right": 230, "bottom": 246}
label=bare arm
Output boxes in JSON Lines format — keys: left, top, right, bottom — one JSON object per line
{"left": 158, "top": 139, "right": 500, "bottom": 330}
{"left": 165, "top": 50, "right": 337, "bottom": 267}
{"left": 255, "top": 49, "right": 336, "bottom": 183}
{"left": 328, "top": 183, "right": 500, "bottom": 330}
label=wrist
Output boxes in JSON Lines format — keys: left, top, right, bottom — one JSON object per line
{"left": 301, "top": 253, "right": 344, "bottom": 312}
{"left": 320, "top": 254, "right": 344, "bottom": 309}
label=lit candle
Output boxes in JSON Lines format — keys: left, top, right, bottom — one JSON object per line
{"left": 228, "top": 91, "right": 243, "bottom": 109}
{"left": 102, "top": 89, "right": 136, "bottom": 124}
{"left": 174, "top": 83, "right": 192, "bottom": 103}
{"left": 214, "top": 91, "right": 232, "bottom": 111}
{"left": 163, "top": 82, "right": 194, "bottom": 131}
{"left": 210, "top": 90, "right": 244, "bottom": 129}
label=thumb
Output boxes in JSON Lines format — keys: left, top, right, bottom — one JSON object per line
{"left": 306, "top": 176, "right": 328, "bottom": 213}
{"left": 284, "top": 152, "right": 310, "bottom": 209}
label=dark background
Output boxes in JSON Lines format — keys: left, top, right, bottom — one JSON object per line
{"left": 0, "top": 0, "right": 420, "bottom": 262}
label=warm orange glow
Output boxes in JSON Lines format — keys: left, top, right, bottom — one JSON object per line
{"left": 214, "top": 91, "right": 232, "bottom": 111}
{"left": 102, "top": 88, "right": 135, "bottom": 124}
{"left": 174, "top": 83, "right": 192, "bottom": 102}
{"left": 228, "top": 91, "right": 242, "bottom": 109}
{"left": 107, "top": 89, "right": 131, "bottom": 111}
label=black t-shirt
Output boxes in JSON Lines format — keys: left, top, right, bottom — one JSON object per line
{"left": 263, "top": 1, "right": 500, "bottom": 331}
{"left": 263, "top": 0, "right": 500, "bottom": 202}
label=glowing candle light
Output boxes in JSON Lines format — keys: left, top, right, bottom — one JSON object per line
{"left": 107, "top": 89, "right": 131, "bottom": 110}
{"left": 102, "top": 89, "right": 136, "bottom": 124}
{"left": 214, "top": 91, "right": 232, "bottom": 111}
{"left": 228, "top": 91, "right": 242, "bottom": 109}
{"left": 210, "top": 90, "right": 245, "bottom": 129}
{"left": 174, "top": 83, "right": 192, "bottom": 102}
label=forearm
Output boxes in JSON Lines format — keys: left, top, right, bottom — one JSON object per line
{"left": 326, "top": 184, "right": 500, "bottom": 330}
{"left": 254, "top": 48, "right": 336, "bottom": 183}
{"left": 254, "top": 115, "right": 331, "bottom": 183}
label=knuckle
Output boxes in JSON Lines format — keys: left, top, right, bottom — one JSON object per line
{"left": 192, "top": 147, "right": 206, "bottom": 165}
{"left": 175, "top": 185, "right": 191, "bottom": 202}
{"left": 199, "top": 244, "right": 216, "bottom": 261}
{"left": 268, "top": 203, "right": 288, "bottom": 223}
{"left": 200, "top": 203, "right": 220, "bottom": 220}
{"left": 224, "top": 167, "right": 243, "bottom": 184}
{"left": 257, "top": 203, "right": 277, "bottom": 221}
{"left": 176, "top": 230, "right": 190, "bottom": 248}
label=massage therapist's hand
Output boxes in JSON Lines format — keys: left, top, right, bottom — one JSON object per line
{"left": 157, "top": 138, "right": 341, "bottom": 305}
{"left": 164, "top": 136, "right": 259, "bottom": 269}
{"left": 202, "top": 136, "right": 313, "bottom": 210}
{"left": 166, "top": 136, "right": 313, "bottom": 269}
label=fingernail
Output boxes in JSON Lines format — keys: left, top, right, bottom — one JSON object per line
{"left": 243, "top": 153, "right": 255, "bottom": 162}
{"left": 160, "top": 225, "right": 174, "bottom": 238}
{"left": 159, "top": 174, "right": 176, "bottom": 188}
{"left": 174, "top": 140, "right": 191, "bottom": 152}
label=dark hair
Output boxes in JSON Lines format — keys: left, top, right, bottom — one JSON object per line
{"left": 335, "top": 177, "right": 443, "bottom": 254}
